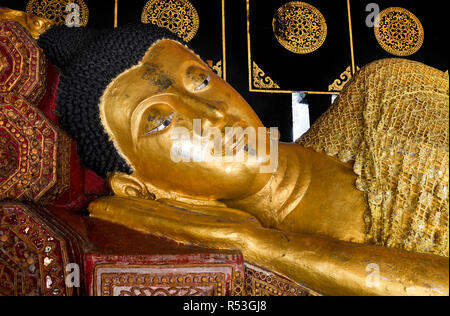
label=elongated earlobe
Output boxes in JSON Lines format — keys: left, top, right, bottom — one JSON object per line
{"left": 109, "top": 172, "right": 155, "bottom": 200}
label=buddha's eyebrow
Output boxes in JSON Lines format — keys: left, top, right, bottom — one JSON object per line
{"left": 142, "top": 62, "right": 173, "bottom": 92}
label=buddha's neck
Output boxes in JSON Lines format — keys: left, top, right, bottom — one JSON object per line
{"left": 225, "top": 143, "right": 312, "bottom": 228}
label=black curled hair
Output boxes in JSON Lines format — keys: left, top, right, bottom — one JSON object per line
{"left": 38, "top": 24, "right": 178, "bottom": 177}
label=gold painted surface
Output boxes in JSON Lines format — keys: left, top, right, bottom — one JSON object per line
{"left": 374, "top": 7, "right": 424, "bottom": 57}
{"left": 90, "top": 195, "right": 449, "bottom": 296}
{"left": 273, "top": 1, "right": 327, "bottom": 55}
{"left": 0, "top": 7, "right": 52, "bottom": 39}
{"left": 346, "top": 0, "right": 356, "bottom": 74}
{"left": 252, "top": 62, "right": 280, "bottom": 89}
{"left": 328, "top": 65, "right": 360, "bottom": 92}
{"left": 221, "top": 0, "right": 227, "bottom": 81}
{"left": 300, "top": 58, "right": 449, "bottom": 257}
{"left": 114, "top": 0, "right": 118, "bottom": 28}
{"left": 141, "top": 0, "right": 199, "bottom": 43}
{"left": 89, "top": 40, "right": 449, "bottom": 296}
{"left": 26, "top": 0, "right": 88, "bottom": 27}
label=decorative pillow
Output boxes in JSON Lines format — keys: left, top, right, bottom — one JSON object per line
{"left": 0, "top": 92, "right": 70, "bottom": 203}
{"left": 0, "top": 20, "right": 47, "bottom": 104}
{"left": 0, "top": 20, "right": 106, "bottom": 210}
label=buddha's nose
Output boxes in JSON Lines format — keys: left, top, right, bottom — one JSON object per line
{"left": 179, "top": 92, "right": 227, "bottom": 123}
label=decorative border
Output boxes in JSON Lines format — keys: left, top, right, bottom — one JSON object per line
{"left": 244, "top": 263, "right": 321, "bottom": 296}
{"left": 328, "top": 65, "right": 360, "bottom": 92}
{"left": 247, "top": 0, "right": 356, "bottom": 94}
{"left": 92, "top": 263, "right": 243, "bottom": 296}
{"left": 85, "top": 253, "right": 245, "bottom": 296}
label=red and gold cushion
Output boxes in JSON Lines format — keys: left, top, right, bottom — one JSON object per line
{"left": 0, "top": 202, "right": 82, "bottom": 296}
{"left": 0, "top": 20, "right": 47, "bottom": 104}
{"left": 0, "top": 92, "right": 70, "bottom": 203}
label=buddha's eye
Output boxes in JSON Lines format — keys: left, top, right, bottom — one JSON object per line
{"left": 194, "top": 73, "right": 210, "bottom": 91}
{"left": 143, "top": 108, "right": 174, "bottom": 135}
{"left": 185, "top": 66, "right": 211, "bottom": 92}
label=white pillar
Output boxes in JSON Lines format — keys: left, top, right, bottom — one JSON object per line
{"left": 292, "top": 92, "right": 310, "bottom": 142}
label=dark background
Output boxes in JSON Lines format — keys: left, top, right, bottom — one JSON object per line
{"left": 351, "top": 0, "right": 448, "bottom": 72}
{"left": 1, "top": 0, "right": 448, "bottom": 142}
{"left": 250, "top": 0, "right": 353, "bottom": 92}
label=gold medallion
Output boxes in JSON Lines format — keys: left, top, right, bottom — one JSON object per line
{"left": 26, "top": 0, "right": 89, "bottom": 26}
{"left": 141, "top": 0, "right": 199, "bottom": 43}
{"left": 374, "top": 7, "right": 424, "bottom": 57}
{"left": 272, "top": 1, "right": 327, "bottom": 54}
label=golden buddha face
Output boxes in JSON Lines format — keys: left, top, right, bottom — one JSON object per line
{"left": 0, "top": 7, "right": 52, "bottom": 39}
{"left": 101, "top": 39, "right": 274, "bottom": 200}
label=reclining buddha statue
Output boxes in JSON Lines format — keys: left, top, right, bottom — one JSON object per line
{"left": 2, "top": 10, "right": 448, "bottom": 295}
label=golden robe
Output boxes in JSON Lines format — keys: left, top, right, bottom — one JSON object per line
{"left": 298, "top": 59, "right": 449, "bottom": 257}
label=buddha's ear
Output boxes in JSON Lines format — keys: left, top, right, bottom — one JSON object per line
{"left": 108, "top": 172, "right": 155, "bottom": 200}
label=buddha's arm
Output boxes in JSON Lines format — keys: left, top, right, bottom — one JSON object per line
{"left": 240, "top": 226, "right": 449, "bottom": 296}
{"left": 89, "top": 196, "right": 449, "bottom": 296}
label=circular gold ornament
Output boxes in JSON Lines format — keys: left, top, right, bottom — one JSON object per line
{"left": 141, "top": 0, "right": 199, "bottom": 43}
{"left": 26, "top": 0, "right": 89, "bottom": 27}
{"left": 374, "top": 7, "right": 424, "bottom": 57}
{"left": 272, "top": 1, "right": 327, "bottom": 54}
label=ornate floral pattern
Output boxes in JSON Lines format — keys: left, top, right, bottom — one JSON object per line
{"left": 328, "top": 66, "right": 360, "bottom": 92}
{"left": 141, "top": 0, "right": 199, "bottom": 42}
{"left": 26, "top": 0, "right": 89, "bottom": 27}
{"left": 374, "top": 7, "right": 424, "bottom": 57}
{"left": 252, "top": 62, "right": 280, "bottom": 89}
{"left": 272, "top": 1, "right": 327, "bottom": 54}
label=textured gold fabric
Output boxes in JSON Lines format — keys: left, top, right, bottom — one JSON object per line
{"left": 298, "top": 58, "right": 449, "bottom": 257}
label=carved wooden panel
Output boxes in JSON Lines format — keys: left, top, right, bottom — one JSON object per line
{"left": 85, "top": 253, "right": 244, "bottom": 296}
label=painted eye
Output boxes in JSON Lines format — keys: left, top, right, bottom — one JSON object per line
{"left": 194, "top": 73, "right": 210, "bottom": 91}
{"left": 144, "top": 112, "right": 174, "bottom": 135}
{"left": 185, "top": 66, "right": 211, "bottom": 92}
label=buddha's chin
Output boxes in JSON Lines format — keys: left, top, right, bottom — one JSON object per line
{"left": 142, "top": 162, "right": 271, "bottom": 201}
